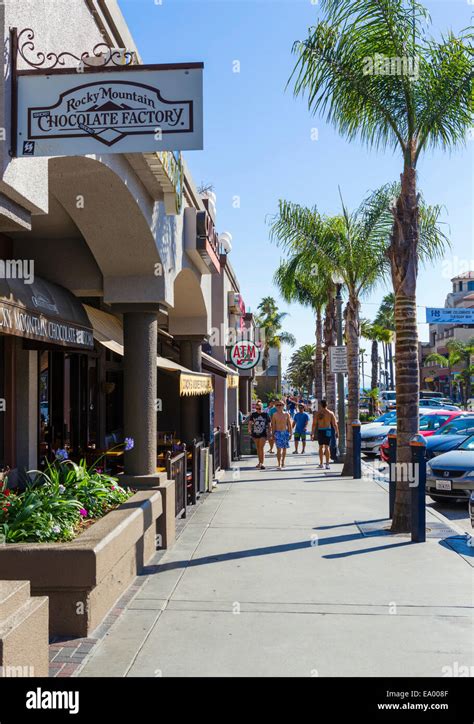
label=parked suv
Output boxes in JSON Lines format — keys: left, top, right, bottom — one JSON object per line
{"left": 379, "top": 390, "right": 396, "bottom": 412}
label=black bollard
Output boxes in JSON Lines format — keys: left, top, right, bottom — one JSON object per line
{"left": 410, "top": 434, "right": 427, "bottom": 543}
{"left": 352, "top": 420, "right": 362, "bottom": 479}
{"left": 388, "top": 432, "right": 397, "bottom": 519}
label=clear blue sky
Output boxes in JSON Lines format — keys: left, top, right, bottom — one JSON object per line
{"left": 118, "top": 0, "right": 473, "bottom": 380}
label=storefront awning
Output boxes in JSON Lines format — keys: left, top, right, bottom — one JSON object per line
{"left": 202, "top": 352, "right": 240, "bottom": 388}
{"left": 84, "top": 304, "right": 213, "bottom": 396}
{"left": 0, "top": 277, "right": 93, "bottom": 349}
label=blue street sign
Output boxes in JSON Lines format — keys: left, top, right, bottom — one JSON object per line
{"left": 426, "top": 308, "right": 474, "bottom": 325}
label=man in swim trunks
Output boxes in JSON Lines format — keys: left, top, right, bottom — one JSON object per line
{"left": 271, "top": 400, "right": 293, "bottom": 470}
{"left": 312, "top": 399, "right": 339, "bottom": 470}
{"left": 292, "top": 402, "right": 310, "bottom": 454}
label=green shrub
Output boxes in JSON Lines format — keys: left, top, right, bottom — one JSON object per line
{"left": 0, "top": 459, "right": 132, "bottom": 544}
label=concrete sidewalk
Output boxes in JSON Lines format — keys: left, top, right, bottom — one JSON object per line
{"left": 78, "top": 443, "right": 474, "bottom": 677}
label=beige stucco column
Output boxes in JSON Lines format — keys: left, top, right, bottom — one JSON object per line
{"left": 123, "top": 312, "right": 157, "bottom": 476}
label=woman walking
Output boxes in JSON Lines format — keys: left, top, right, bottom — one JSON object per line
{"left": 248, "top": 401, "right": 271, "bottom": 469}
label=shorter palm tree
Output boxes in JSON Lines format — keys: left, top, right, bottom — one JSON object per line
{"left": 255, "top": 297, "right": 296, "bottom": 388}
{"left": 425, "top": 338, "right": 474, "bottom": 402}
{"left": 287, "top": 344, "right": 317, "bottom": 394}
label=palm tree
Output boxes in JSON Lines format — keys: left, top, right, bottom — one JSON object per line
{"left": 287, "top": 344, "right": 317, "bottom": 394}
{"left": 289, "top": 0, "right": 470, "bottom": 530}
{"left": 274, "top": 258, "right": 333, "bottom": 407}
{"left": 360, "top": 319, "right": 380, "bottom": 394}
{"left": 375, "top": 293, "right": 396, "bottom": 388}
{"left": 255, "top": 297, "right": 296, "bottom": 388}
{"left": 271, "top": 186, "right": 448, "bottom": 476}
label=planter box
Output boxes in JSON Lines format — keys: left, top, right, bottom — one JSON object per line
{"left": 0, "top": 489, "right": 163, "bottom": 638}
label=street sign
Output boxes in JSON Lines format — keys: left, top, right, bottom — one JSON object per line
{"left": 229, "top": 341, "right": 261, "bottom": 370}
{"left": 329, "top": 345, "right": 348, "bottom": 374}
{"left": 16, "top": 65, "right": 203, "bottom": 157}
{"left": 426, "top": 308, "right": 474, "bottom": 325}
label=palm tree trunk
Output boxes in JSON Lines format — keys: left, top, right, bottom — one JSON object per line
{"left": 315, "top": 308, "right": 324, "bottom": 407}
{"left": 368, "top": 339, "right": 378, "bottom": 415}
{"left": 388, "top": 342, "right": 395, "bottom": 388}
{"left": 342, "top": 293, "right": 360, "bottom": 476}
{"left": 324, "top": 294, "right": 337, "bottom": 412}
{"left": 388, "top": 163, "right": 420, "bottom": 534}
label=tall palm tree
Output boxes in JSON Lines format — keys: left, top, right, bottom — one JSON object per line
{"left": 375, "top": 293, "right": 396, "bottom": 388}
{"left": 271, "top": 186, "right": 448, "bottom": 476}
{"left": 274, "top": 258, "right": 333, "bottom": 407}
{"left": 255, "top": 297, "right": 296, "bottom": 383}
{"left": 289, "top": 0, "right": 470, "bottom": 530}
{"left": 360, "top": 319, "right": 380, "bottom": 395}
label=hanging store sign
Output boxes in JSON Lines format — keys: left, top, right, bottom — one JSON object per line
{"left": 426, "top": 308, "right": 474, "bottom": 325}
{"left": 16, "top": 65, "right": 203, "bottom": 157}
{"left": 229, "top": 341, "right": 261, "bottom": 370}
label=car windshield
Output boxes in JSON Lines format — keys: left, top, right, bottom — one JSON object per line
{"left": 384, "top": 392, "right": 396, "bottom": 400}
{"left": 459, "top": 435, "right": 474, "bottom": 451}
{"left": 434, "top": 419, "right": 474, "bottom": 435}
{"left": 419, "top": 414, "right": 451, "bottom": 431}
{"left": 374, "top": 412, "right": 396, "bottom": 423}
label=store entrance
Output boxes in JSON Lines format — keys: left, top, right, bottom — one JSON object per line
{"left": 38, "top": 350, "right": 98, "bottom": 466}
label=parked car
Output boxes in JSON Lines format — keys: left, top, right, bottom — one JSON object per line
{"left": 425, "top": 417, "right": 474, "bottom": 459}
{"left": 361, "top": 423, "right": 395, "bottom": 457}
{"left": 426, "top": 434, "right": 474, "bottom": 503}
{"left": 379, "top": 409, "right": 465, "bottom": 462}
{"left": 379, "top": 390, "right": 396, "bottom": 412}
{"left": 420, "top": 390, "right": 444, "bottom": 400}
{"left": 418, "top": 398, "right": 460, "bottom": 411}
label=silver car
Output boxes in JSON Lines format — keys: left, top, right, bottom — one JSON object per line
{"left": 426, "top": 434, "right": 474, "bottom": 502}
{"left": 361, "top": 423, "right": 394, "bottom": 456}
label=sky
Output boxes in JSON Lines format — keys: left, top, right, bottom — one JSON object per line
{"left": 118, "top": 0, "right": 473, "bottom": 383}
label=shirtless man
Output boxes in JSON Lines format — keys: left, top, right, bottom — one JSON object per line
{"left": 271, "top": 400, "right": 293, "bottom": 470}
{"left": 312, "top": 399, "right": 339, "bottom": 470}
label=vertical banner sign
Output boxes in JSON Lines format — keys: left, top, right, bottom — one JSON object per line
{"left": 16, "top": 65, "right": 203, "bottom": 157}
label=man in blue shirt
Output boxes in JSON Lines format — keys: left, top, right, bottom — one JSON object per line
{"left": 292, "top": 403, "right": 311, "bottom": 454}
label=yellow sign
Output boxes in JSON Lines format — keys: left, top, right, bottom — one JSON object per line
{"left": 227, "top": 375, "right": 239, "bottom": 389}
{"left": 180, "top": 373, "right": 213, "bottom": 396}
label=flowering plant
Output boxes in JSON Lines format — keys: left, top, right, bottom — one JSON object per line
{"left": 0, "top": 454, "right": 132, "bottom": 543}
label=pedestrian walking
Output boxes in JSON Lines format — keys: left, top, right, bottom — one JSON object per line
{"left": 271, "top": 400, "right": 293, "bottom": 470}
{"left": 248, "top": 401, "right": 271, "bottom": 469}
{"left": 266, "top": 398, "right": 278, "bottom": 454}
{"left": 312, "top": 399, "right": 339, "bottom": 470}
{"left": 292, "top": 403, "right": 310, "bottom": 454}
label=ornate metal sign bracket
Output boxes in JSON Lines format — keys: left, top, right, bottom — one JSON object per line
{"left": 14, "top": 27, "right": 136, "bottom": 72}
{"left": 9, "top": 26, "right": 136, "bottom": 157}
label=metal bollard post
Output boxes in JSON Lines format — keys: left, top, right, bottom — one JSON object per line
{"left": 410, "top": 434, "right": 427, "bottom": 543}
{"left": 388, "top": 432, "right": 397, "bottom": 519}
{"left": 352, "top": 420, "right": 362, "bottom": 479}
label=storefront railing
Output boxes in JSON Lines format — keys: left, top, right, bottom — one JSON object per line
{"left": 166, "top": 449, "right": 187, "bottom": 519}
{"left": 211, "top": 426, "right": 221, "bottom": 474}
{"left": 230, "top": 423, "right": 241, "bottom": 462}
{"left": 190, "top": 439, "right": 204, "bottom": 504}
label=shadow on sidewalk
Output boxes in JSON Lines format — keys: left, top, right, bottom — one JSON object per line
{"left": 139, "top": 528, "right": 410, "bottom": 576}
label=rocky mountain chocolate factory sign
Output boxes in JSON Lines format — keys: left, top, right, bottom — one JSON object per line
{"left": 16, "top": 65, "right": 203, "bottom": 157}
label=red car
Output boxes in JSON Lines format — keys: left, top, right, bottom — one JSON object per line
{"left": 379, "top": 410, "right": 466, "bottom": 462}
